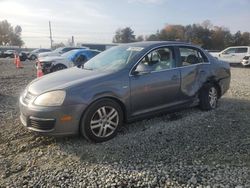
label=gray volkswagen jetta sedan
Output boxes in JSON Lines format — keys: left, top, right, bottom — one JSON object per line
{"left": 19, "top": 41, "right": 230, "bottom": 142}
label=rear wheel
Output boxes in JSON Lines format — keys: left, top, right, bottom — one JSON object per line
{"left": 199, "top": 84, "right": 218, "bottom": 110}
{"left": 80, "top": 99, "right": 123, "bottom": 142}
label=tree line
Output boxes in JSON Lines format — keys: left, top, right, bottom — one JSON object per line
{"left": 113, "top": 20, "right": 250, "bottom": 50}
{"left": 0, "top": 20, "right": 24, "bottom": 47}
{"left": 1, "top": 19, "right": 250, "bottom": 50}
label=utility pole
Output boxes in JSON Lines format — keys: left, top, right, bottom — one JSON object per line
{"left": 49, "top": 21, "right": 53, "bottom": 49}
{"left": 71, "top": 36, "right": 75, "bottom": 46}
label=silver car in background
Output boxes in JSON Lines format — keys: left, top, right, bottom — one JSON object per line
{"left": 38, "top": 47, "right": 88, "bottom": 58}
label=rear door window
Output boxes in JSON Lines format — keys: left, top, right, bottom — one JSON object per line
{"left": 179, "top": 47, "right": 208, "bottom": 67}
{"left": 223, "top": 48, "right": 236, "bottom": 54}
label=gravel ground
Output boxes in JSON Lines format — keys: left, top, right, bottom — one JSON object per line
{"left": 0, "top": 58, "right": 250, "bottom": 187}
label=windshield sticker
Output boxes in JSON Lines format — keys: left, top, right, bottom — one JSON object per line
{"left": 127, "top": 47, "right": 144, "bottom": 51}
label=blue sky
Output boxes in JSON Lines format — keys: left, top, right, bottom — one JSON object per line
{"left": 0, "top": 0, "right": 249, "bottom": 48}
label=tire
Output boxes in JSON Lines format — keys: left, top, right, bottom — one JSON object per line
{"left": 80, "top": 99, "right": 123, "bottom": 142}
{"left": 30, "top": 55, "right": 36, "bottom": 60}
{"left": 199, "top": 84, "right": 218, "bottom": 111}
{"left": 51, "top": 64, "right": 67, "bottom": 72}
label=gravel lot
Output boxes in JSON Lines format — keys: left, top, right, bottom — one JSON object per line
{"left": 0, "top": 58, "right": 250, "bottom": 187}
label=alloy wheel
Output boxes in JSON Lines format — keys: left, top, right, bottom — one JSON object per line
{"left": 209, "top": 87, "right": 217, "bottom": 108}
{"left": 90, "top": 106, "right": 119, "bottom": 138}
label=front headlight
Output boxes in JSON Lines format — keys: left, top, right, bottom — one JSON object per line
{"left": 34, "top": 90, "right": 66, "bottom": 106}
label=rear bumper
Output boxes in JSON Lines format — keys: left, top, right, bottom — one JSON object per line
{"left": 218, "top": 76, "right": 230, "bottom": 96}
{"left": 19, "top": 96, "right": 87, "bottom": 136}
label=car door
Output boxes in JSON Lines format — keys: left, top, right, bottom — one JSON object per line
{"left": 234, "top": 47, "right": 248, "bottom": 63}
{"left": 129, "top": 47, "right": 181, "bottom": 116}
{"left": 219, "top": 47, "right": 236, "bottom": 63}
{"left": 177, "top": 46, "right": 211, "bottom": 99}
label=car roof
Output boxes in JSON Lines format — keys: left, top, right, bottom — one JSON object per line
{"left": 119, "top": 41, "right": 194, "bottom": 48}
{"left": 226, "top": 46, "right": 250, "bottom": 48}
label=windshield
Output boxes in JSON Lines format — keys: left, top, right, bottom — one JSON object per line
{"left": 83, "top": 46, "right": 143, "bottom": 71}
{"left": 61, "top": 50, "right": 78, "bottom": 59}
{"left": 53, "top": 47, "right": 63, "bottom": 53}
{"left": 31, "top": 49, "right": 39, "bottom": 53}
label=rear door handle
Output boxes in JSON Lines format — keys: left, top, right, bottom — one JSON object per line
{"left": 199, "top": 70, "right": 205, "bottom": 74}
{"left": 171, "top": 75, "right": 178, "bottom": 80}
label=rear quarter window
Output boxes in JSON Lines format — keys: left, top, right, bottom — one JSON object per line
{"left": 236, "top": 48, "right": 248, "bottom": 53}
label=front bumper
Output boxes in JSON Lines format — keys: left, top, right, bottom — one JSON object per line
{"left": 241, "top": 59, "right": 250, "bottom": 66}
{"left": 19, "top": 95, "right": 87, "bottom": 136}
{"left": 36, "top": 61, "right": 53, "bottom": 75}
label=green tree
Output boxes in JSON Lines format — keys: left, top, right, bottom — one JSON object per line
{"left": 136, "top": 35, "right": 144, "bottom": 42}
{"left": 0, "top": 20, "right": 24, "bottom": 46}
{"left": 52, "top": 42, "right": 65, "bottom": 49}
{"left": 241, "top": 32, "right": 250, "bottom": 45}
{"left": 113, "top": 27, "right": 136, "bottom": 43}
{"left": 159, "top": 25, "right": 185, "bottom": 41}
{"left": 0, "top": 20, "right": 12, "bottom": 45}
{"left": 146, "top": 30, "right": 160, "bottom": 41}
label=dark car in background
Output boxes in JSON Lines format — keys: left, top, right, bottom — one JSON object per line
{"left": 0, "top": 50, "right": 4, "bottom": 58}
{"left": 18, "top": 51, "right": 32, "bottom": 61}
{"left": 38, "top": 49, "right": 100, "bottom": 74}
{"left": 19, "top": 41, "right": 231, "bottom": 142}
{"left": 28, "top": 48, "right": 51, "bottom": 60}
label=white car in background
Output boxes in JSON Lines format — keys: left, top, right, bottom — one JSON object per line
{"left": 210, "top": 46, "right": 250, "bottom": 65}
{"left": 37, "top": 49, "right": 100, "bottom": 74}
{"left": 38, "top": 47, "right": 88, "bottom": 58}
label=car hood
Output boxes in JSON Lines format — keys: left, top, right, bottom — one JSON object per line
{"left": 27, "top": 67, "right": 107, "bottom": 95}
{"left": 38, "top": 56, "right": 66, "bottom": 62}
{"left": 209, "top": 52, "right": 220, "bottom": 57}
{"left": 39, "top": 51, "right": 59, "bottom": 57}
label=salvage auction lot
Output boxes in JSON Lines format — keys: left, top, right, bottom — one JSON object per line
{"left": 0, "top": 58, "right": 250, "bottom": 187}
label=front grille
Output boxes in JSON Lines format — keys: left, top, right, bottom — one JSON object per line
{"left": 28, "top": 117, "right": 56, "bottom": 131}
{"left": 23, "top": 92, "right": 36, "bottom": 105}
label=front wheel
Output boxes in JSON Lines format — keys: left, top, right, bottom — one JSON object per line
{"left": 30, "top": 55, "right": 36, "bottom": 60}
{"left": 80, "top": 99, "right": 123, "bottom": 142}
{"left": 199, "top": 84, "right": 218, "bottom": 110}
